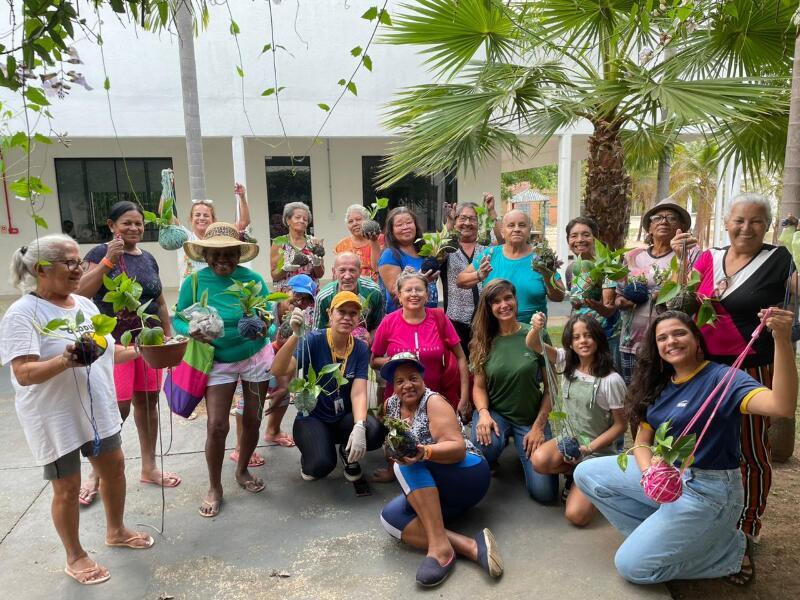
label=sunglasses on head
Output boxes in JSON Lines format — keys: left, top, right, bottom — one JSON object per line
{"left": 192, "top": 199, "right": 214, "bottom": 205}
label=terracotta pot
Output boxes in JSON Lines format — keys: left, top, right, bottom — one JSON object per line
{"left": 138, "top": 339, "right": 188, "bottom": 369}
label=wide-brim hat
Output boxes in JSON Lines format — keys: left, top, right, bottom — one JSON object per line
{"left": 379, "top": 351, "right": 425, "bottom": 382}
{"left": 641, "top": 199, "right": 692, "bottom": 231}
{"left": 183, "top": 222, "right": 259, "bottom": 263}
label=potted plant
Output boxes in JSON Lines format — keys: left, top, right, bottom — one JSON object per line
{"left": 382, "top": 416, "right": 419, "bottom": 460}
{"left": 570, "top": 239, "right": 629, "bottom": 303}
{"left": 417, "top": 223, "right": 459, "bottom": 273}
{"left": 146, "top": 168, "right": 187, "bottom": 251}
{"left": 474, "top": 205, "right": 495, "bottom": 246}
{"left": 622, "top": 273, "right": 650, "bottom": 305}
{"left": 288, "top": 363, "right": 348, "bottom": 417}
{"left": 617, "top": 421, "right": 696, "bottom": 503}
{"left": 272, "top": 235, "right": 324, "bottom": 271}
{"left": 655, "top": 256, "right": 717, "bottom": 327}
{"left": 361, "top": 196, "right": 390, "bottom": 239}
{"left": 38, "top": 311, "right": 118, "bottom": 366}
{"left": 103, "top": 273, "right": 188, "bottom": 368}
{"left": 223, "top": 280, "right": 288, "bottom": 340}
{"left": 531, "top": 239, "right": 563, "bottom": 277}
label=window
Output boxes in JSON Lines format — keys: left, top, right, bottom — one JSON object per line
{"left": 265, "top": 156, "right": 313, "bottom": 239}
{"left": 54, "top": 157, "right": 173, "bottom": 244}
{"left": 361, "top": 156, "right": 455, "bottom": 232}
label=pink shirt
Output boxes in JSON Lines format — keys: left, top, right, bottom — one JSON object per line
{"left": 371, "top": 308, "right": 460, "bottom": 398}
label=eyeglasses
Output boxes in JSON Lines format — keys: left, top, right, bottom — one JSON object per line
{"left": 54, "top": 259, "right": 90, "bottom": 272}
{"left": 192, "top": 199, "right": 214, "bottom": 205}
{"left": 456, "top": 216, "right": 478, "bottom": 223}
{"left": 650, "top": 214, "right": 680, "bottom": 225}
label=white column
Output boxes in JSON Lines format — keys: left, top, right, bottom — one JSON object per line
{"left": 713, "top": 162, "right": 740, "bottom": 247}
{"left": 232, "top": 136, "right": 247, "bottom": 221}
{"left": 556, "top": 134, "right": 574, "bottom": 276}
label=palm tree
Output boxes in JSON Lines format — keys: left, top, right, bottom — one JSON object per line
{"left": 667, "top": 141, "right": 719, "bottom": 249}
{"left": 378, "top": 0, "right": 793, "bottom": 248}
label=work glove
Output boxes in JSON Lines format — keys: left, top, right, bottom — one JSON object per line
{"left": 346, "top": 421, "right": 367, "bottom": 463}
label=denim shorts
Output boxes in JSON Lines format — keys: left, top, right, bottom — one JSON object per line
{"left": 42, "top": 432, "right": 122, "bottom": 480}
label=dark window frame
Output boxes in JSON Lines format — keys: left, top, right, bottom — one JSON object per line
{"left": 54, "top": 157, "right": 173, "bottom": 245}
{"left": 265, "top": 156, "right": 313, "bottom": 239}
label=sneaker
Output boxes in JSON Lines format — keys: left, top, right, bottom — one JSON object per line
{"left": 474, "top": 528, "right": 503, "bottom": 578}
{"left": 338, "top": 445, "right": 363, "bottom": 482}
{"left": 415, "top": 553, "right": 455, "bottom": 587}
{"left": 300, "top": 468, "right": 317, "bottom": 481}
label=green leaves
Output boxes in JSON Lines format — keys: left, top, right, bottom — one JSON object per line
{"left": 102, "top": 273, "right": 143, "bottom": 313}
{"left": 318, "top": 103, "right": 331, "bottom": 112}
{"left": 90, "top": 314, "right": 117, "bottom": 337}
{"left": 24, "top": 87, "right": 49, "bottom": 107}
{"left": 617, "top": 452, "right": 629, "bottom": 472}
{"left": 361, "top": 7, "right": 379, "bottom": 21}
{"left": 346, "top": 81, "right": 357, "bottom": 96}
{"left": 351, "top": 46, "right": 363, "bottom": 57}
{"left": 120, "top": 330, "right": 133, "bottom": 347}
{"left": 363, "top": 55, "right": 373, "bottom": 71}
{"left": 43, "top": 318, "right": 68, "bottom": 333}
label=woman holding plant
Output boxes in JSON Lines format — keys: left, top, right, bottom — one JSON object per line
{"left": 527, "top": 312, "right": 626, "bottom": 526}
{"left": 615, "top": 199, "right": 699, "bottom": 385}
{"left": 173, "top": 223, "right": 273, "bottom": 516}
{"left": 457, "top": 210, "right": 565, "bottom": 324}
{"left": 1, "top": 236, "right": 154, "bottom": 585}
{"left": 671, "top": 193, "right": 795, "bottom": 543}
{"left": 270, "top": 201, "right": 325, "bottom": 292}
{"left": 378, "top": 353, "right": 500, "bottom": 587}
{"left": 271, "top": 293, "right": 385, "bottom": 482}
{"left": 334, "top": 203, "right": 385, "bottom": 281}
{"left": 468, "top": 279, "right": 558, "bottom": 503}
{"left": 573, "top": 309, "right": 797, "bottom": 585}
{"left": 79, "top": 201, "right": 177, "bottom": 499}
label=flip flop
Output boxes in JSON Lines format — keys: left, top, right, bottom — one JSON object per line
{"left": 237, "top": 476, "right": 266, "bottom": 493}
{"left": 78, "top": 486, "right": 99, "bottom": 507}
{"left": 140, "top": 472, "right": 182, "bottom": 488}
{"left": 264, "top": 432, "right": 295, "bottom": 447}
{"left": 198, "top": 499, "right": 221, "bottom": 518}
{"left": 105, "top": 532, "right": 155, "bottom": 549}
{"left": 64, "top": 560, "right": 111, "bottom": 585}
{"left": 229, "top": 451, "right": 266, "bottom": 467}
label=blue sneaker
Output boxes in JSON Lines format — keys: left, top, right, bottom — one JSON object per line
{"left": 415, "top": 553, "right": 455, "bottom": 587}
{"left": 474, "top": 528, "right": 503, "bottom": 578}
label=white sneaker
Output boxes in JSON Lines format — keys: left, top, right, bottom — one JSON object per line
{"left": 300, "top": 468, "right": 317, "bottom": 481}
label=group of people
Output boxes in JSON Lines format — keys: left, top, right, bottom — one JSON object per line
{"left": 1, "top": 188, "right": 797, "bottom": 589}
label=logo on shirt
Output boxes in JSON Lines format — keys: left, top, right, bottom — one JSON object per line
{"left": 676, "top": 400, "right": 689, "bottom": 408}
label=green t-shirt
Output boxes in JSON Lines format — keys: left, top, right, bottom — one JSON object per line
{"left": 485, "top": 323, "right": 543, "bottom": 426}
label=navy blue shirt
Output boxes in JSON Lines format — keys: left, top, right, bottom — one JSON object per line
{"left": 645, "top": 362, "right": 766, "bottom": 470}
{"left": 294, "top": 330, "right": 369, "bottom": 423}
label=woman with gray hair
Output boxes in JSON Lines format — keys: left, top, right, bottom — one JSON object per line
{"left": 334, "top": 203, "right": 383, "bottom": 281}
{"left": 0, "top": 235, "right": 153, "bottom": 585}
{"left": 672, "top": 192, "right": 794, "bottom": 543}
{"left": 270, "top": 201, "right": 325, "bottom": 292}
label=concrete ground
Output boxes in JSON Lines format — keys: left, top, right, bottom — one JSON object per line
{"left": 0, "top": 370, "right": 668, "bottom": 600}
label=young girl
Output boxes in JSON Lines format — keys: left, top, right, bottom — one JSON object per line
{"left": 526, "top": 312, "right": 627, "bottom": 526}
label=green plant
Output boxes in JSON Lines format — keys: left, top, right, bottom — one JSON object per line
{"left": 531, "top": 239, "right": 563, "bottom": 274}
{"left": 143, "top": 197, "right": 176, "bottom": 229}
{"left": 474, "top": 205, "right": 495, "bottom": 246}
{"left": 617, "top": 421, "right": 696, "bottom": 472}
{"left": 362, "top": 197, "right": 390, "bottom": 238}
{"left": 38, "top": 311, "right": 117, "bottom": 366}
{"left": 289, "top": 363, "right": 348, "bottom": 416}
{"left": 418, "top": 223, "right": 458, "bottom": 271}
{"left": 223, "top": 280, "right": 288, "bottom": 318}
{"left": 102, "top": 273, "right": 163, "bottom": 347}
{"left": 656, "top": 256, "right": 717, "bottom": 328}
{"left": 382, "top": 416, "right": 419, "bottom": 459}
{"left": 571, "top": 240, "right": 629, "bottom": 294}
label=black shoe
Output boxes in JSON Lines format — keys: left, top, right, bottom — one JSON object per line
{"left": 415, "top": 553, "right": 455, "bottom": 587}
{"left": 338, "top": 445, "right": 363, "bottom": 482}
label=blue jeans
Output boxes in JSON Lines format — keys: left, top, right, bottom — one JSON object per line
{"left": 470, "top": 409, "right": 558, "bottom": 503}
{"left": 574, "top": 456, "right": 747, "bottom": 584}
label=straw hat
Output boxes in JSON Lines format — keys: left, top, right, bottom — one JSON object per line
{"left": 183, "top": 222, "right": 259, "bottom": 263}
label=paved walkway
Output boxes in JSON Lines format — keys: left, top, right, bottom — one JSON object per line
{"left": 0, "top": 366, "right": 668, "bottom": 600}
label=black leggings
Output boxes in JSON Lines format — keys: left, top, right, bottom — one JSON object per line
{"left": 293, "top": 413, "right": 385, "bottom": 479}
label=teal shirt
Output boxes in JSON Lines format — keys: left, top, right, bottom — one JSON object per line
{"left": 173, "top": 266, "right": 268, "bottom": 363}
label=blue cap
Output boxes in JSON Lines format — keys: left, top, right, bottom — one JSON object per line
{"left": 379, "top": 351, "right": 425, "bottom": 382}
{"left": 287, "top": 274, "right": 317, "bottom": 297}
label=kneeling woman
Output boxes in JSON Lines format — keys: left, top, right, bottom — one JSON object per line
{"left": 527, "top": 312, "right": 626, "bottom": 526}
{"left": 574, "top": 309, "right": 797, "bottom": 585}
{"left": 379, "top": 353, "right": 501, "bottom": 587}
{"left": 271, "top": 292, "right": 384, "bottom": 481}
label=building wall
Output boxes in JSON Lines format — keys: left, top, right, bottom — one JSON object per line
{"left": 0, "top": 136, "right": 500, "bottom": 296}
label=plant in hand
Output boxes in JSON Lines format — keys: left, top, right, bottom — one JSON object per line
{"left": 622, "top": 273, "right": 650, "bottom": 305}
{"left": 531, "top": 239, "right": 563, "bottom": 274}
{"left": 570, "top": 240, "right": 629, "bottom": 303}
{"left": 418, "top": 223, "right": 458, "bottom": 273}
{"left": 38, "top": 311, "right": 118, "bottom": 366}
{"left": 289, "top": 363, "right": 348, "bottom": 416}
{"left": 382, "top": 416, "right": 419, "bottom": 460}
{"left": 144, "top": 196, "right": 187, "bottom": 251}
{"left": 362, "top": 197, "right": 389, "bottom": 239}
{"left": 655, "top": 256, "right": 716, "bottom": 327}
{"left": 223, "top": 280, "right": 288, "bottom": 340}
{"left": 474, "top": 205, "right": 495, "bottom": 246}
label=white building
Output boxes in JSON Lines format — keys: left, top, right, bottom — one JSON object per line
{"left": 0, "top": 1, "right": 592, "bottom": 295}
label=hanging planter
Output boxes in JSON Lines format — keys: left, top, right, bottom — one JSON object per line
{"left": 289, "top": 362, "right": 348, "bottom": 417}
{"left": 382, "top": 416, "right": 419, "bottom": 460}
{"left": 362, "top": 197, "right": 389, "bottom": 239}
{"left": 37, "top": 311, "right": 117, "bottom": 367}
{"left": 138, "top": 336, "right": 189, "bottom": 369}
{"left": 622, "top": 274, "right": 650, "bottom": 305}
{"left": 655, "top": 255, "right": 717, "bottom": 327}
{"left": 223, "top": 280, "right": 289, "bottom": 340}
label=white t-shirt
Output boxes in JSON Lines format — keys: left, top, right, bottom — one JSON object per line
{"left": 554, "top": 347, "right": 626, "bottom": 412}
{"left": 0, "top": 294, "right": 122, "bottom": 465}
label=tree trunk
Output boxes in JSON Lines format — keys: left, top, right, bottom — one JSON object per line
{"left": 772, "top": 27, "right": 800, "bottom": 461}
{"left": 584, "top": 120, "right": 631, "bottom": 249}
{"left": 176, "top": 1, "right": 206, "bottom": 201}
{"left": 655, "top": 154, "right": 671, "bottom": 203}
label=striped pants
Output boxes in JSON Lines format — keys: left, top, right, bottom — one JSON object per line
{"left": 739, "top": 364, "right": 773, "bottom": 538}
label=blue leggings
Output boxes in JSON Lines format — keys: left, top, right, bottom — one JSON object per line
{"left": 380, "top": 454, "right": 491, "bottom": 538}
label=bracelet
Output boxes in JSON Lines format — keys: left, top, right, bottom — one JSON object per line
{"left": 101, "top": 257, "right": 115, "bottom": 269}
{"left": 478, "top": 407, "right": 489, "bottom": 414}
{"left": 422, "top": 445, "right": 433, "bottom": 461}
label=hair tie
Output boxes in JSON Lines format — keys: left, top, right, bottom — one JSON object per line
{"left": 20, "top": 246, "right": 28, "bottom": 255}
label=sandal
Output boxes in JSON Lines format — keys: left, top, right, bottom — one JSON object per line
{"left": 198, "top": 499, "right": 222, "bottom": 518}
{"left": 78, "top": 486, "right": 99, "bottom": 507}
{"left": 229, "top": 451, "right": 266, "bottom": 467}
{"left": 105, "top": 532, "right": 155, "bottom": 549}
{"left": 725, "top": 536, "right": 756, "bottom": 587}
{"left": 140, "top": 471, "right": 182, "bottom": 488}
{"left": 237, "top": 476, "right": 266, "bottom": 493}
{"left": 64, "top": 560, "right": 110, "bottom": 585}
{"left": 264, "top": 432, "right": 295, "bottom": 447}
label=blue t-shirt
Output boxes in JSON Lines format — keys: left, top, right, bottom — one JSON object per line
{"left": 473, "top": 245, "right": 559, "bottom": 323}
{"left": 377, "top": 248, "right": 439, "bottom": 313}
{"left": 294, "top": 330, "right": 370, "bottom": 423}
{"left": 645, "top": 362, "right": 766, "bottom": 470}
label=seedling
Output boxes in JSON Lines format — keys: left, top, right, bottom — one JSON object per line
{"left": 417, "top": 223, "right": 458, "bottom": 273}
{"left": 474, "top": 205, "right": 495, "bottom": 246}
{"left": 656, "top": 256, "right": 717, "bottom": 328}
{"left": 617, "top": 420, "right": 696, "bottom": 472}
{"left": 362, "top": 197, "right": 389, "bottom": 239}
{"left": 531, "top": 239, "right": 563, "bottom": 275}
{"left": 382, "top": 416, "right": 419, "bottom": 460}
{"left": 289, "top": 363, "right": 348, "bottom": 416}
{"left": 223, "top": 280, "right": 288, "bottom": 340}
{"left": 38, "top": 311, "right": 118, "bottom": 366}
{"left": 102, "top": 273, "right": 173, "bottom": 347}
{"left": 144, "top": 195, "right": 188, "bottom": 252}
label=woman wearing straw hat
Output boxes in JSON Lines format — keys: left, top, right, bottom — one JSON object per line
{"left": 173, "top": 223, "right": 272, "bottom": 517}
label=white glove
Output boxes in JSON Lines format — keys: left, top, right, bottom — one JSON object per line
{"left": 310, "top": 254, "right": 323, "bottom": 267}
{"left": 346, "top": 421, "right": 367, "bottom": 463}
{"left": 289, "top": 307, "right": 306, "bottom": 337}
{"left": 282, "top": 262, "right": 300, "bottom": 273}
